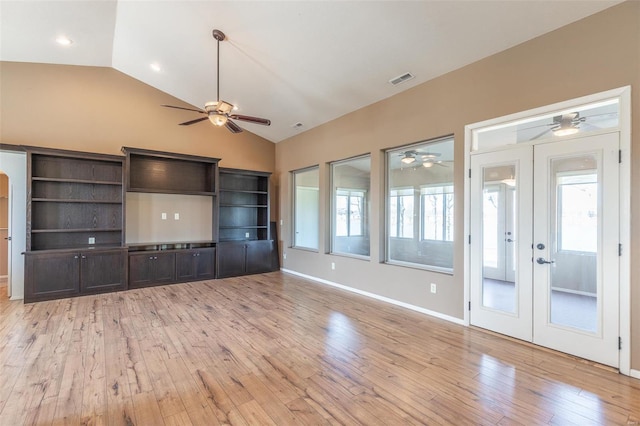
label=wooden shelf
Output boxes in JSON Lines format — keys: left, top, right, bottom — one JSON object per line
{"left": 31, "top": 228, "right": 122, "bottom": 233}
{"left": 32, "top": 198, "right": 122, "bottom": 204}
{"left": 32, "top": 177, "right": 122, "bottom": 185}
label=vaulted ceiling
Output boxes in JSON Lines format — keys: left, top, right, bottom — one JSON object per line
{"left": 0, "top": 1, "right": 622, "bottom": 143}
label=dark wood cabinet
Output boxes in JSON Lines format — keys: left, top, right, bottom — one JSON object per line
{"left": 128, "top": 251, "right": 176, "bottom": 288}
{"left": 25, "top": 248, "right": 126, "bottom": 303}
{"left": 176, "top": 247, "right": 216, "bottom": 282}
{"left": 27, "top": 148, "right": 124, "bottom": 252}
{"left": 217, "top": 240, "right": 273, "bottom": 278}
{"left": 122, "top": 147, "right": 219, "bottom": 195}
{"left": 218, "top": 168, "right": 270, "bottom": 242}
{"left": 80, "top": 249, "right": 128, "bottom": 293}
{"left": 25, "top": 148, "right": 126, "bottom": 302}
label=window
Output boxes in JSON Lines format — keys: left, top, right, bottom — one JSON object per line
{"left": 386, "top": 137, "right": 454, "bottom": 271}
{"left": 557, "top": 173, "right": 597, "bottom": 253}
{"left": 331, "top": 156, "right": 370, "bottom": 257}
{"left": 293, "top": 167, "right": 319, "bottom": 250}
{"left": 389, "top": 188, "right": 414, "bottom": 238}
{"left": 421, "top": 185, "right": 454, "bottom": 241}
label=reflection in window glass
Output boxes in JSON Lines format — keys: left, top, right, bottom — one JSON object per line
{"left": 331, "top": 156, "right": 370, "bottom": 256}
{"left": 558, "top": 173, "right": 597, "bottom": 252}
{"left": 421, "top": 185, "right": 454, "bottom": 241}
{"left": 293, "top": 167, "right": 319, "bottom": 250}
{"left": 386, "top": 137, "right": 454, "bottom": 270}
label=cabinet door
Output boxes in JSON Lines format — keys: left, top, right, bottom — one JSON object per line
{"left": 152, "top": 252, "right": 176, "bottom": 284}
{"left": 25, "top": 252, "right": 80, "bottom": 302}
{"left": 175, "top": 251, "right": 196, "bottom": 282}
{"left": 81, "top": 249, "right": 127, "bottom": 293}
{"left": 217, "top": 243, "right": 246, "bottom": 278}
{"left": 195, "top": 247, "right": 216, "bottom": 280}
{"left": 245, "top": 240, "right": 274, "bottom": 274}
{"left": 129, "top": 253, "right": 155, "bottom": 288}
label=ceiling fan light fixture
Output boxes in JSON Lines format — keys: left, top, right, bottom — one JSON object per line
{"left": 423, "top": 161, "right": 434, "bottom": 168}
{"left": 208, "top": 113, "right": 228, "bottom": 127}
{"left": 401, "top": 155, "right": 416, "bottom": 164}
{"left": 553, "top": 126, "right": 580, "bottom": 137}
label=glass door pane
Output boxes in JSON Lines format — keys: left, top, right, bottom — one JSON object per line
{"left": 549, "top": 156, "right": 598, "bottom": 332}
{"left": 482, "top": 165, "right": 516, "bottom": 313}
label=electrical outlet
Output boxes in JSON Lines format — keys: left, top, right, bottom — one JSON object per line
{"left": 283, "top": 252, "right": 287, "bottom": 259}
{"left": 280, "top": 219, "right": 283, "bottom": 226}
{"left": 174, "top": 213, "right": 180, "bottom": 220}
{"left": 161, "top": 212, "right": 167, "bottom": 220}
{"left": 331, "top": 262, "right": 335, "bottom": 270}
{"left": 245, "top": 232, "right": 250, "bottom": 238}
{"left": 430, "top": 283, "right": 437, "bottom": 294}
{"left": 88, "top": 237, "right": 95, "bottom": 245}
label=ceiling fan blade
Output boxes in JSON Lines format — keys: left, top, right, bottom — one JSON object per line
{"left": 179, "top": 117, "right": 209, "bottom": 126}
{"left": 162, "top": 104, "right": 206, "bottom": 114}
{"left": 531, "top": 127, "right": 552, "bottom": 140}
{"left": 229, "top": 114, "right": 271, "bottom": 126}
{"left": 225, "top": 119, "right": 243, "bottom": 133}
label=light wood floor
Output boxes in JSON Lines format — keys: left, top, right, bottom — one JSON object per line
{"left": 1, "top": 272, "right": 639, "bottom": 425}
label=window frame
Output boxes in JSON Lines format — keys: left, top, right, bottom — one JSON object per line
{"left": 329, "top": 154, "right": 371, "bottom": 258}
{"left": 291, "top": 165, "right": 320, "bottom": 251}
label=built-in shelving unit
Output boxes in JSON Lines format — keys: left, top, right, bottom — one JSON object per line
{"left": 218, "top": 168, "right": 270, "bottom": 242}
{"left": 24, "top": 147, "right": 127, "bottom": 302}
{"left": 217, "top": 168, "right": 274, "bottom": 278}
{"left": 122, "top": 147, "right": 220, "bottom": 288}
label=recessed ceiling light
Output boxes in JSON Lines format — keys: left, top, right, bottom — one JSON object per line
{"left": 56, "top": 36, "right": 73, "bottom": 46}
{"left": 150, "top": 62, "right": 161, "bottom": 72}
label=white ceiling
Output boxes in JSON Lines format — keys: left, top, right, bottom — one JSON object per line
{"left": 0, "top": 0, "right": 622, "bottom": 143}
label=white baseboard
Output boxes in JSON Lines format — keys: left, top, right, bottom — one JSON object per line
{"left": 630, "top": 369, "right": 640, "bottom": 380}
{"left": 281, "top": 268, "right": 464, "bottom": 326}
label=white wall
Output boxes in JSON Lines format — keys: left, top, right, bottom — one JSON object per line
{"left": 0, "top": 150, "right": 26, "bottom": 300}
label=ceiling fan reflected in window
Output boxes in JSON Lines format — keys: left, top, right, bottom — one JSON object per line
{"left": 399, "top": 150, "right": 447, "bottom": 168}
{"left": 161, "top": 29, "right": 271, "bottom": 134}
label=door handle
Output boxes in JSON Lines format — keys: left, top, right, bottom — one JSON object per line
{"left": 506, "top": 238, "right": 515, "bottom": 242}
{"left": 4, "top": 236, "right": 10, "bottom": 241}
{"left": 536, "top": 257, "right": 555, "bottom": 265}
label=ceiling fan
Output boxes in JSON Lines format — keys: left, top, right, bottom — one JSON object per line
{"left": 162, "top": 29, "right": 271, "bottom": 134}
{"left": 530, "top": 112, "right": 587, "bottom": 139}
{"left": 399, "top": 150, "right": 446, "bottom": 167}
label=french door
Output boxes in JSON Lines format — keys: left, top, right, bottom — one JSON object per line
{"left": 470, "top": 132, "right": 620, "bottom": 367}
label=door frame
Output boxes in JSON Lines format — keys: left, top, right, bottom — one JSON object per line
{"left": 463, "top": 86, "right": 631, "bottom": 375}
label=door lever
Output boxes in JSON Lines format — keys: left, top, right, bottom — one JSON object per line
{"left": 536, "top": 257, "right": 555, "bottom": 265}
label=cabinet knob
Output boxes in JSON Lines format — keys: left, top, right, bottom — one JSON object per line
{"left": 74, "top": 255, "right": 79, "bottom": 259}
{"left": 149, "top": 256, "right": 154, "bottom": 260}
{"left": 81, "top": 255, "right": 86, "bottom": 259}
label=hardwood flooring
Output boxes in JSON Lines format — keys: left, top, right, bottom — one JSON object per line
{"left": 0, "top": 271, "right": 639, "bottom": 425}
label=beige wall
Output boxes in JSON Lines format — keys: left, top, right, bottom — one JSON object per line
{"left": 275, "top": 2, "right": 640, "bottom": 367}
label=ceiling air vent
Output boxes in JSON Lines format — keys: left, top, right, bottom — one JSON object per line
{"left": 389, "top": 72, "right": 414, "bottom": 86}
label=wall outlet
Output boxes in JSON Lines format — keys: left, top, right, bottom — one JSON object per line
{"left": 174, "top": 213, "right": 180, "bottom": 220}
{"left": 245, "top": 232, "right": 250, "bottom": 238}
{"left": 280, "top": 219, "right": 283, "bottom": 226}
{"left": 161, "top": 212, "right": 167, "bottom": 220}
{"left": 331, "top": 262, "right": 335, "bottom": 270}
{"left": 283, "top": 252, "right": 287, "bottom": 259}
{"left": 430, "top": 283, "right": 437, "bottom": 294}
{"left": 88, "top": 237, "right": 95, "bottom": 245}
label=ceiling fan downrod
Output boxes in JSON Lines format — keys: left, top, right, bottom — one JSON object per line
{"left": 212, "top": 29, "right": 226, "bottom": 103}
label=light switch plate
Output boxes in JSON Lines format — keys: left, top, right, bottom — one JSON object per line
{"left": 174, "top": 213, "right": 180, "bottom": 220}
{"left": 88, "top": 237, "right": 95, "bottom": 244}
{"left": 161, "top": 212, "right": 167, "bottom": 220}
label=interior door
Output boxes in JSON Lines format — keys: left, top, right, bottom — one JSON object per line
{"left": 470, "top": 132, "right": 620, "bottom": 367}
{"left": 470, "top": 146, "right": 533, "bottom": 342}
{"left": 532, "top": 133, "right": 619, "bottom": 367}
